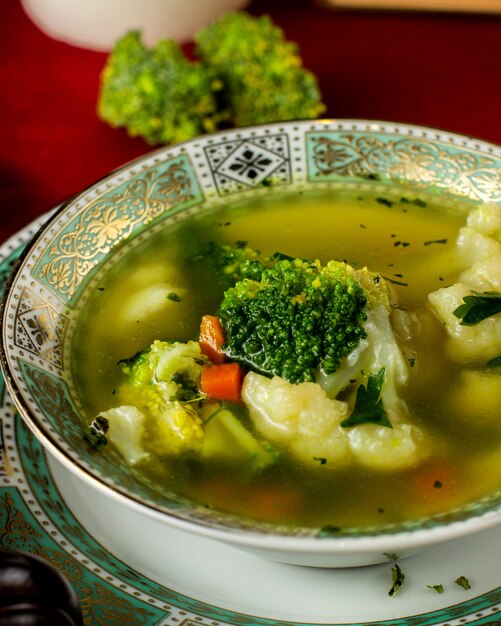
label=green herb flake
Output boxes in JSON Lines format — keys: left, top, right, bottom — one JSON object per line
{"left": 433, "top": 480, "right": 443, "bottom": 489}
{"left": 455, "top": 576, "right": 471, "bottom": 590}
{"left": 408, "top": 357, "right": 416, "bottom": 368}
{"left": 427, "top": 584, "right": 444, "bottom": 593}
{"left": 341, "top": 369, "right": 392, "bottom": 429}
{"left": 376, "top": 197, "right": 393, "bottom": 207}
{"left": 424, "top": 238, "right": 448, "bottom": 246}
{"left": 413, "top": 198, "right": 427, "bottom": 207}
{"left": 389, "top": 563, "right": 405, "bottom": 597}
{"left": 97, "top": 287, "right": 105, "bottom": 292}
{"left": 167, "top": 292, "right": 183, "bottom": 302}
{"left": 360, "top": 224, "right": 367, "bottom": 229}
{"left": 85, "top": 416, "right": 109, "bottom": 447}
{"left": 486, "top": 355, "right": 501, "bottom": 368}
{"left": 382, "top": 276, "right": 409, "bottom": 287}
{"left": 313, "top": 456, "right": 327, "bottom": 465}
{"left": 383, "top": 552, "right": 400, "bottom": 562}
{"left": 317, "top": 524, "right": 342, "bottom": 538}
{"left": 453, "top": 290, "right": 501, "bottom": 326}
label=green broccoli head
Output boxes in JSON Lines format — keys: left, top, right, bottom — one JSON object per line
{"left": 195, "top": 12, "right": 325, "bottom": 126}
{"left": 218, "top": 258, "right": 368, "bottom": 384}
{"left": 196, "top": 240, "right": 275, "bottom": 284}
{"left": 97, "top": 31, "right": 218, "bottom": 145}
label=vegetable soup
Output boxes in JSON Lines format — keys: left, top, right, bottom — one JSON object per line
{"left": 72, "top": 189, "right": 501, "bottom": 530}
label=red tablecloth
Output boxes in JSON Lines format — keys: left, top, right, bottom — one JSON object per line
{"left": 1, "top": 0, "right": 500, "bottom": 243}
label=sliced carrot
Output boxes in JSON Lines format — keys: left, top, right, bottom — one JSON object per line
{"left": 199, "top": 315, "right": 226, "bottom": 364}
{"left": 413, "top": 460, "right": 457, "bottom": 504}
{"left": 200, "top": 362, "right": 243, "bottom": 403}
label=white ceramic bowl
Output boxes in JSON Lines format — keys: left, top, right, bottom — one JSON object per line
{"left": 21, "top": 0, "right": 250, "bottom": 51}
{"left": 1, "top": 120, "right": 500, "bottom": 568}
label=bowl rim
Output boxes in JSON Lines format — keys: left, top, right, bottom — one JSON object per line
{"left": 1, "top": 117, "right": 500, "bottom": 550}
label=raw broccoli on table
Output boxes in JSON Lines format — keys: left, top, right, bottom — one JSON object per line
{"left": 195, "top": 12, "right": 325, "bottom": 127}
{"left": 97, "top": 31, "right": 218, "bottom": 145}
{"left": 97, "top": 13, "right": 325, "bottom": 145}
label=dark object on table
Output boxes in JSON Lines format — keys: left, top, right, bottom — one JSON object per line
{"left": 0, "top": 550, "right": 83, "bottom": 626}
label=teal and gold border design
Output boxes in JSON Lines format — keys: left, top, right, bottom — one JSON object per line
{"left": 305, "top": 130, "right": 501, "bottom": 203}
{"left": 34, "top": 155, "right": 204, "bottom": 304}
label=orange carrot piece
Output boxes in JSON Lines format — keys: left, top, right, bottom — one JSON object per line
{"left": 199, "top": 315, "right": 226, "bottom": 364}
{"left": 200, "top": 362, "right": 243, "bottom": 403}
{"left": 413, "top": 460, "right": 457, "bottom": 503}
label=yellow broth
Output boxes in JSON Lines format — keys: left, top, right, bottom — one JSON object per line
{"left": 72, "top": 189, "right": 501, "bottom": 529}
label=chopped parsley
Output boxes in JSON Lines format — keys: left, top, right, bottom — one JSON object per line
{"left": 341, "top": 369, "right": 392, "bottom": 429}
{"left": 317, "top": 524, "right": 341, "bottom": 537}
{"left": 313, "top": 457, "right": 327, "bottom": 465}
{"left": 382, "top": 276, "right": 408, "bottom": 287}
{"left": 455, "top": 576, "right": 471, "bottom": 590}
{"left": 376, "top": 197, "right": 393, "bottom": 207}
{"left": 167, "top": 292, "right": 183, "bottom": 302}
{"left": 389, "top": 563, "right": 405, "bottom": 597}
{"left": 85, "top": 416, "right": 109, "bottom": 447}
{"left": 424, "top": 238, "right": 448, "bottom": 246}
{"left": 433, "top": 480, "right": 443, "bottom": 489}
{"left": 427, "top": 584, "right": 444, "bottom": 593}
{"left": 453, "top": 290, "right": 501, "bottom": 326}
{"left": 401, "top": 197, "right": 427, "bottom": 208}
{"left": 486, "top": 355, "right": 501, "bottom": 368}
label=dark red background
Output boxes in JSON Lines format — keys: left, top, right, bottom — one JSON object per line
{"left": 1, "top": 0, "right": 500, "bottom": 243}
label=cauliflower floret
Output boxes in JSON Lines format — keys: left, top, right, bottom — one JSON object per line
{"left": 109, "top": 340, "right": 207, "bottom": 461}
{"left": 428, "top": 283, "right": 501, "bottom": 363}
{"left": 98, "top": 405, "right": 149, "bottom": 465}
{"left": 150, "top": 340, "right": 204, "bottom": 389}
{"left": 317, "top": 304, "right": 409, "bottom": 416}
{"left": 347, "top": 422, "right": 426, "bottom": 471}
{"left": 242, "top": 371, "right": 425, "bottom": 471}
{"left": 466, "top": 202, "right": 501, "bottom": 239}
{"left": 428, "top": 203, "right": 501, "bottom": 364}
{"left": 459, "top": 254, "right": 501, "bottom": 291}
{"left": 121, "top": 283, "right": 186, "bottom": 325}
{"left": 456, "top": 227, "right": 501, "bottom": 268}
{"left": 242, "top": 371, "right": 351, "bottom": 467}
{"left": 148, "top": 401, "right": 205, "bottom": 455}
{"left": 455, "top": 203, "right": 501, "bottom": 269}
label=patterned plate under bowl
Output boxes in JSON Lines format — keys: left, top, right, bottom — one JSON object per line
{"left": 1, "top": 119, "right": 500, "bottom": 568}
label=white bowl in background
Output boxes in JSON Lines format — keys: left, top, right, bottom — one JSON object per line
{"left": 21, "top": 0, "right": 250, "bottom": 51}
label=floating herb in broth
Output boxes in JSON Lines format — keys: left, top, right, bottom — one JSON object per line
{"left": 72, "top": 190, "right": 501, "bottom": 529}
